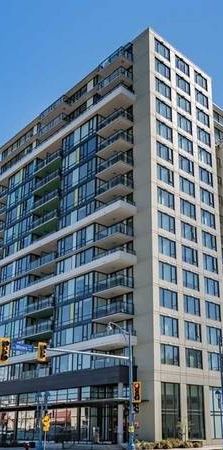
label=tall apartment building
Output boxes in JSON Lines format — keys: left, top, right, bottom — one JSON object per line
{"left": 0, "top": 27, "right": 222, "bottom": 445}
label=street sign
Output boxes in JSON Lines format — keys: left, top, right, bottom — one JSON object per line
{"left": 12, "top": 342, "right": 34, "bottom": 352}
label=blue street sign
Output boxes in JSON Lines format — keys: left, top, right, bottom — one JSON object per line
{"left": 12, "top": 342, "right": 34, "bottom": 352}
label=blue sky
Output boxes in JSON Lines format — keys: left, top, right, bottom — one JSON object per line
{"left": 0, "top": 0, "right": 222, "bottom": 145}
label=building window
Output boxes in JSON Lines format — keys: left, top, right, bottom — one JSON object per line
{"left": 196, "top": 89, "right": 209, "bottom": 108}
{"left": 204, "top": 277, "right": 219, "bottom": 297}
{"left": 185, "top": 321, "right": 201, "bottom": 342}
{"left": 156, "top": 78, "right": 171, "bottom": 99}
{"left": 184, "top": 295, "right": 200, "bottom": 316}
{"left": 182, "top": 245, "right": 198, "bottom": 266}
{"left": 198, "top": 147, "right": 212, "bottom": 166}
{"left": 156, "top": 98, "right": 172, "bottom": 121}
{"left": 158, "top": 211, "right": 175, "bottom": 233}
{"left": 179, "top": 155, "right": 194, "bottom": 175}
{"left": 197, "top": 108, "right": 210, "bottom": 127}
{"left": 160, "top": 315, "right": 178, "bottom": 337}
{"left": 200, "top": 188, "right": 214, "bottom": 207}
{"left": 202, "top": 231, "right": 217, "bottom": 251}
{"left": 210, "top": 387, "right": 223, "bottom": 438}
{"left": 177, "top": 94, "right": 191, "bottom": 114}
{"left": 176, "top": 56, "right": 189, "bottom": 76}
{"left": 161, "top": 344, "right": 179, "bottom": 366}
{"left": 157, "top": 164, "right": 174, "bottom": 186}
{"left": 203, "top": 254, "right": 218, "bottom": 273}
{"left": 183, "top": 270, "right": 199, "bottom": 291}
{"left": 155, "top": 39, "right": 170, "bottom": 60}
{"left": 178, "top": 134, "right": 193, "bottom": 154}
{"left": 201, "top": 209, "right": 215, "bottom": 229}
{"left": 208, "top": 354, "right": 220, "bottom": 372}
{"left": 180, "top": 177, "right": 195, "bottom": 197}
{"left": 160, "top": 288, "right": 178, "bottom": 310}
{"left": 155, "top": 58, "right": 171, "bottom": 79}
{"left": 157, "top": 142, "right": 173, "bottom": 163}
{"left": 178, "top": 114, "right": 192, "bottom": 134}
{"left": 199, "top": 167, "right": 213, "bottom": 186}
{"left": 186, "top": 349, "right": 203, "bottom": 369}
{"left": 159, "top": 261, "right": 177, "bottom": 284}
{"left": 197, "top": 127, "right": 211, "bottom": 146}
{"left": 206, "top": 301, "right": 221, "bottom": 321}
{"left": 187, "top": 385, "right": 205, "bottom": 439}
{"left": 207, "top": 326, "right": 221, "bottom": 346}
{"left": 181, "top": 222, "right": 197, "bottom": 242}
{"left": 157, "top": 120, "right": 173, "bottom": 141}
{"left": 180, "top": 199, "right": 196, "bottom": 219}
{"left": 157, "top": 187, "right": 175, "bottom": 209}
{"left": 162, "top": 383, "right": 181, "bottom": 439}
{"left": 176, "top": 74, "right": 190, "bottom": 95}
{"left": 159, "top": 236, "right": 176, "bottom": 258}
{"left": 195, "top": 72, "right": 208, "bottom": 91}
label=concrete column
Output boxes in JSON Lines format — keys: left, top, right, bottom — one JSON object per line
{"left": 117, "top": 383, "right": 124, "bottom": 444}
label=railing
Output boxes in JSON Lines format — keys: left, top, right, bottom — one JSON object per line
{"left": 0, "top": 222, "right": 4, "bottom": 231}
{"left": 33, "top": 189, "right": 59, "bottom": 209}
{"left": 98, "top": 108, "right": 133, "bottom": 131}
{"left": 0, "top": 186, "right": 7, "bottom": 196}
{"left": 98, "top": 67, "right": 133, "bottom": 91}
{"left": 98, "top": 44, "right": 133, "bottom": 70}
{"left": 91, "top": 327, "right": 136, "bottom": 340}
{"left": 97, "top": 152, "right": 133, "bottom": 173}
{"left": 31, "top": 210, "right": 58, "bottom": 230}
{"left": 34, "top": 169, "right": 60, "bottom": 190}
{"left": 93, "top": 301, "right": 134, "bottom": 319}
{"left": 29, "top": 251, "right": 57, "bottom": 271}
{"left": 94, "top": 275, "right": 134, "bottom": 293}
{"left": 98, "top": 130, "right": 133, "bottom": 151}
{"left": 39, "top": 96, "right": 69, "bottom": 119}
{"left": 93, "top": 245, "right": 135, "bottom": 261}
{"left": 38, "top": 113, "right": 67, "bottom": 137}
{"left": 35, "top": 150, "right": 61, "bottom": 172}
{"left": 95, "top": 223, "right": 134, "bottom": 241}
{"left": 24, "top": 320, "right": 52, "bottom": 337}
{"left": 0, "top": 204, "right": 6, "bottom": 214}
{"left": 26, "top": 296, "right": 54, "bottom": 314}
{"left": 97, "top": 174, "right": 133, "bottom": 195}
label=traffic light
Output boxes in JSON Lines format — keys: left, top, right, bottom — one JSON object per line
{"left": 42, "top": 414, "right": 51, "bottom": 432}
{"left": 0, "top": 338, "right": 10, "bottom": 363}
{"left": 132, "top": 381, "right": 142, "bottom": 404}
{"left": 37, "top": 342, "right": 47, "bottom": 363}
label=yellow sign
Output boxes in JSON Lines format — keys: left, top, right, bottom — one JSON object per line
{"left": 128, "top": 425, "right": 135, "bottom": 433}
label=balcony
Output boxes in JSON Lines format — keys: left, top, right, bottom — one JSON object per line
{"left": 0, "top": 222, "right": 4, "bottom": 237}
{"left": 97, "top": 109, "right": 133, "bottom": 138}
{"left": 25, "top": 296, "right": 54, "bottom": 318}
{"left": 34, "top": 169, "right": 60, "bottom": 196}
{"left": 35, "top": 150, "right": 61, "bottom": 177}
{"left": 0, "top": 204, "right": 6, "bottom": 220}
{"left": 93, "top": 301, "right": 134, "bottom": 323}
{"left": 98, "top": 44, "right": 133, "bottom": 77}
{"left": 97, "top": 130, "right": 133, "bottom": 159}
{"left": 32, "top": 189, "right": 59, "bottom": 214}
{"left": 29, "top": 251, "right": 57, "bottom": 275}
{"left": 21, "top": 367, "right": 50, "bottom": 379}
{"left": 24, "top": 320, "right": 52, "bottom": 340}
{"left": 31, "top": 210, "right": 58, "bottom": 236}
{"left": 0, "top": 186, "right": 7, "bottom": 202}
{"left": 39, "top": 95, "right": 71, "bottom": 121}
{"left": 94, "top": 223, "right": 133, "bottom": 249}
{"left": 93, "top": 275, "right": 134, "bottom": 298}
{"left": 96, "top": 175, "right": 133, "bottom": 203}
{"left": 38, "top": 113, "right": 68, "bottom": 142}
{"left": 97, "top": 152, "right": 133, "bottom": 181}
{"left": 88, "top": 328, "right": 137, "bottom": 351}
{"left": 97, "top": 67, "right": 133, "bottom": 98}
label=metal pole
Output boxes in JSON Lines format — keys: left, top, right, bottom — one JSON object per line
{"left": 128, "top": 331, "right": 135, "bottom": 450}
{"left": 219, "top": 337, "right": 223, "bottom": 439}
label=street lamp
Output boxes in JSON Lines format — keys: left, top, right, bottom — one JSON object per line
{"left": 107, "top": 321, "right": 135, "bottom": 450}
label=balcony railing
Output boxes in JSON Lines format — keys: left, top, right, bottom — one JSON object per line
{"left": 97, "top": 152, "right": 133, "bottom": 174}
{"left": 98, "top": 130, "right": 133, "bottom": 152}
{"left": 21, "top": 367, "right": 50, "bottom": 379}
{"left": 97, "top": 174, "right": 133, "bottom": 196}
{"left": 93, "top": 301, "right": 134, "bottom": 319}
{"left": 91, "top": 327, "right": 136, "bottom": 340}
{"left": 31, "top": 210, "right": 58, "bottom": 231}
{"left": 34, "top": 169, "right": 60, "bottom": 191}
{"left": 32, "top": 189, "right": 59, "bottom": 210}
{"left": 97, "top": 67, "right": 133, "bottom": 91}
{"left": 95, "top": 223, "right": 134, "bottom": 241}
{"left": 94, "top": 275, "right": 134, "bottom": 293}
{"left": 98, "top": 44, "right": 133, "bottom": 70}
{"left": 35, "top": 150, "right": 61, "bottom": 173}
{"left": 93, "top": 245, "right": 135, "bottom": 261}
{"left": 26, "top": 296, "right": 54, "bottom": 314}
{"left": 29, "top": 252, "right": 57, "bottom": 271}
{"left": 98, "top": 108, "right": 133, "bottom": 131}
{"left": 24, "top": 320, "right": 52, "bottom": 337}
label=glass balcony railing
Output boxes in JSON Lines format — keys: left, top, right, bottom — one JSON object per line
{"left": 97, "top": 152, "right": 133, "bottom": 173}
{"left": 31, "top": 210, "right": 58, "bottom": 231}
{"left": 34, "top": 169, "right": 60, "bottom": 191}
{"left": 29, "top": 252, "right": 57, "bottom": 271}
{"left": 97, "top": 67, "right": 133, "bottom": 91}
{"left": 97, "top": 174, "right": 133, "bottom": 196}
{"left": 26, "top": 296, "right": 54, "bottom": 314}
{"left": 98, "top": 108, "right": 133, "bottom": 131}
{"left": 98, "top": 130, "right": 133, "bottom": 152}
{"left": 94, "top": 275, "right": 134, "bottom": 293}
{"left": 93, "top": 301, "right": 134, "bottom": 319}
{"left": 95, "top": 223, "right": 134, "bottom": 241}
{"left": 35, "top": 150, "right": 61, "bottom": 173}
{"left": 24, "top": 320, "right": 52, "bottom": 337}
{"left": 21, "top": 367, "right": 50, "bottom": 379}
{"left": 91, "top": 327, "right": 136, "bottom": 340}
{"left": 93, "top": 245, "right": 135, "bottom": 261}
{"left": 32, "top": 189, "right": 59, "bottom": 210}
{"left": 98, "top": 44, "right": 133, "bottom": 70}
